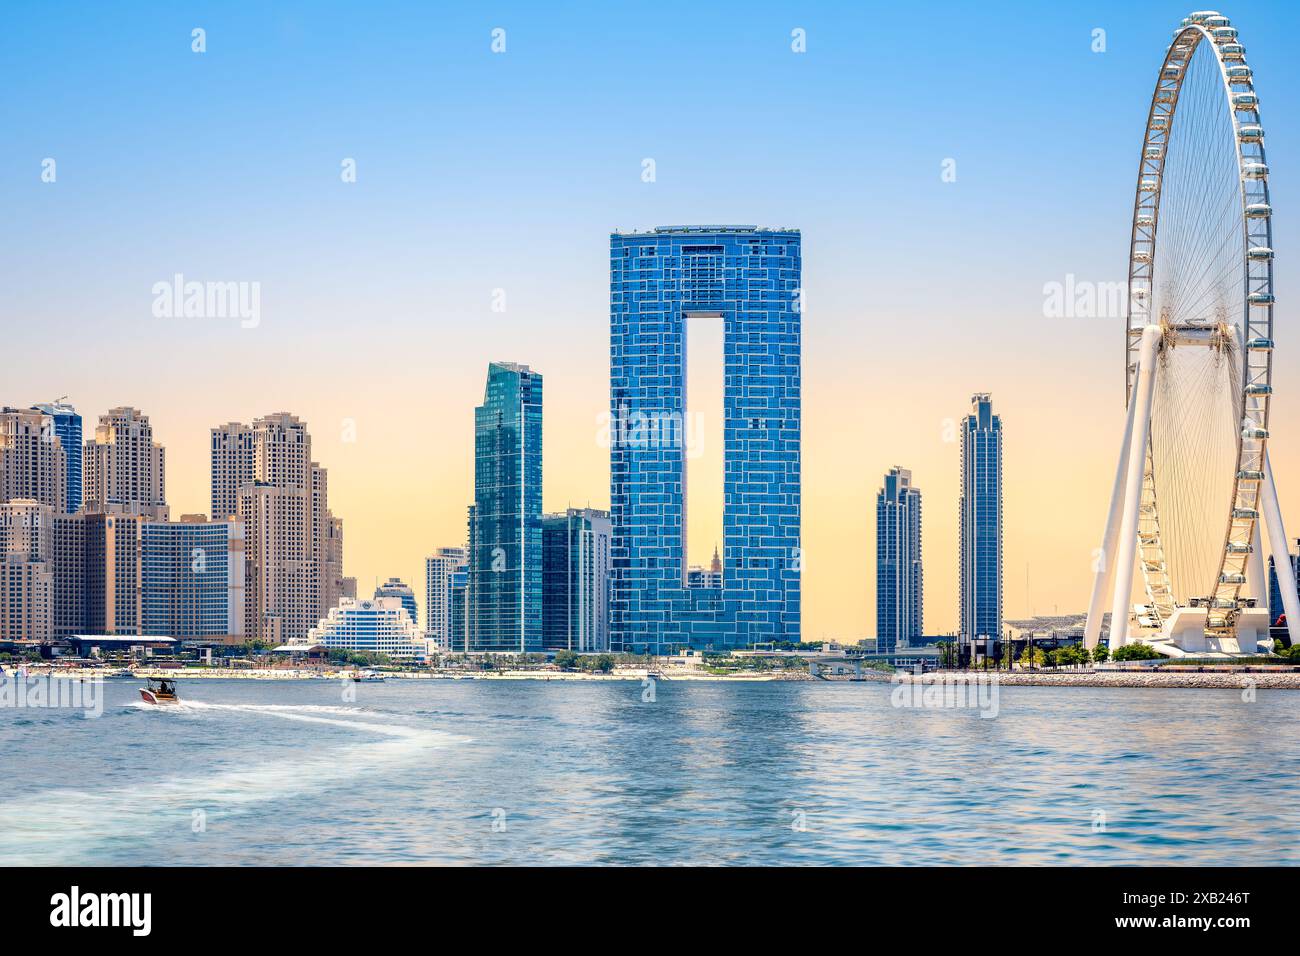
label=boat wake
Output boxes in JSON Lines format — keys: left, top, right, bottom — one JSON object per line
{"left": 0, "top": 699, "right": 465, "bottom": 865}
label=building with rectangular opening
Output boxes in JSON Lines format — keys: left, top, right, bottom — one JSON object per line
{"left": 609, "top": 226, "right": 801, "bottom": 652}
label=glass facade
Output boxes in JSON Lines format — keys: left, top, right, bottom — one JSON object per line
{"left": 32, "top": 402, "right": 81, "bottom": 514}
{"left": 448, "top": 568, "right": 468, "bottom": 653}
{"left": 140, "top": 519, "right": 243, "bottom": 638}
{"left": 1267, "top": 542, "right": 1299, "bottom": 633}
{"left": 467, "top": 362, "right": 543, "bottom": 652}
{"left": 877, "top": 466, "right": 922, "bottom": 654}
{"left": 959, "top": 394, "right": 1002, "bottom": 641}
{"left": 541, "top": 508, "right": 611, "bottom": 652}
{"left": 610, "top": 226, "right": 801, "bottom": 652}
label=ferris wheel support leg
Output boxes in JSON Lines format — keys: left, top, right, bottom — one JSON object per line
{"left": 1083, "top": 377, "right": 1139, "bottom": 651}
{"left": 1108, "top": 325, "right": 1162, "bottom": 651}
{"left": 1260, "top": 451, "right": 1300, "bottom": 650}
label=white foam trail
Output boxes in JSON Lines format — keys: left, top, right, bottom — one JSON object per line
{"left": 0, "top": 700, "right": 466, "bottom": 865}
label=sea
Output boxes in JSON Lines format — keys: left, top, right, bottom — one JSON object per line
{"left": 1, "top": 677, "right": 1296, "bottom": 865}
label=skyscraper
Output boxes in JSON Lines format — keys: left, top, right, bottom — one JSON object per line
{"left": 139, "top": 515, "right": 245, "bottom": 638}
{"left": 31, "top": 400, "right": 82, "bottom": 514}
{"left": 83, "top": 407, "right": 168, "bottom": 518}
{"left": 375, "top": 577, "right": 418, "bottom": 628}
{"left": 52, "top": 512, "right": 86, "bottom": 638}
{"left": 212, "top": 414, "right": 343, "bottom": 643}
{"left": 0, "top": 499, "right": 55, "bottom": 642}
{"left": 609, "top": 226, "right": 801, "bottom": 652}
{"left": 0, "top": 407, "right": 67, "bottom": 514}
{"left": 83, "top": 511, "right": 146, "bottom": 635}
{"left": 959, "top": 394, "right": 1003, "bottom": 643}
{"left": 448, "top": 568, "right": 468, "bottom": 653}
{"left": 210, "top": 422, "right": 255, "bottom": 521}
{"left": 425, "top": 546, "right": 468, "bottom": 649}
{"left": 1267, "top": 541, "right": 1299, "bottom": 633}
{"left": 467, "top": 362, "right": 543, "bottom": 653}
{"left": 877, "top": 466, "right": 923, "bottom": 653}
{"left": 541, "top": 508, "right": 612, "bottom": 652}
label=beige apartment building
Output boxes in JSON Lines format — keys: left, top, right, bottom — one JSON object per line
{"left": 0, "top": 499, "right": 56, "bottom": 641}
{"left": 83, "top": 406, "right": 168, "bottom": 519}
{"left": 0, "top": 407, "right": 67, "bottom": 514}
{"left": 214, "top": 414, "right": 344, "bottom": 643}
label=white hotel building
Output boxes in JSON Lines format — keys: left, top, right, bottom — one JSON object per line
{"left": 304, "top": 597, "right": 426, "bottom": 662}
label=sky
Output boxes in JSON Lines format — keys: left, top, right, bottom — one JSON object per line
{"left": 3, "top": 0, "right": 1299, "bottom": 640}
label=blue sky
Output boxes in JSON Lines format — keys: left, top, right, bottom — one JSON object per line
{"left": 2, "top": 0, "right": 1298, "bottom": 636}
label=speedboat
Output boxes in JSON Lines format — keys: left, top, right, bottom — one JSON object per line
{"left": 352, "top": 670, "right": 385, "bottom": 682}
{"left": 140, "top": 677, "right": 179, "bottom": 704}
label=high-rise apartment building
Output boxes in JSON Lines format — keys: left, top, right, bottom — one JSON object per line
{"left": 139, "top": 515, "right": 245, "bottom": 638}
{"left": 82, "top": 511, "right": 246, "bottom": 639}
{"left": 959, "top": 394, "right": 1003, "bottom": 642}
{"left": 83, "top": 407, "right": 168, "bottom": 518}
{"left": 212, "top": 414, "right": 342, "bottom": 643}
{"left": 467, "top": 363, "right": 543, "bottom": 653}
{"left": 541, "top": 508, "right": 612, "bottom": 652}
{"left": 52, "top": 512, "right": 86, "bottom": 638}
{"left": 609, "top": 226, "right": 801, "bottom": 652}
{"left": 238, "top": 481, "right": 309, "bottom": 645}
{"left": 0, "top": 499, "right": 55, "bottom": 642}
{"left": 424, "top": 546, "right": 468, "bottom": 649}
{"left": 83, "top": 511, "right": 146, "bottom": 635}
{"left": 0, "top": 555, "right": 53, "bottom": 640}
{"left": 210, "top": 422, "right": 255, "bottom": 521}
{"left": 0, "top": 499, "right": 54, "bottom": 559}
{"left": 0, "top": 407, "right": 67, "bottom": 514}
{"left": 31, "top": 400, "right": 82, "bottom": 514}
{"left": 876, "top": 466, "right": 923, "bottom": 654}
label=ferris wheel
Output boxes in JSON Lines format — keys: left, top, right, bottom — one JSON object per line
{"left": 1085, "top": 10, "right": 1300, "bottom": 654}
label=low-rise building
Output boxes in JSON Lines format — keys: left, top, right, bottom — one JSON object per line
{"left": 305, "top": 596, "right": 426, "bottom": 662}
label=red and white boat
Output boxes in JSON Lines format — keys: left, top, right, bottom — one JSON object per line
{"left": 139, "top": 677, "right": 179, "bottom": 705}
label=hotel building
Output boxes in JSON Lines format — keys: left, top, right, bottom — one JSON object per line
{"left": 609, "top": 226, "right": 801, "bottom": 652}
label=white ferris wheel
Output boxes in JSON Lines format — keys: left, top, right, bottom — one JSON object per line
{"left": 1084, "top": 9, "right": 1300, "bottom": 656}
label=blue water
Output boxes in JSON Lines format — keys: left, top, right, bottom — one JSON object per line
{"left": 2, "top": 678, "right": 1297, "bottom": 865}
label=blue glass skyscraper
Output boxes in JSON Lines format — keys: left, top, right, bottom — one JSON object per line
{"left": 959, "top": 394, "right": 1002, "bottom": 642}
{"left": 877, "top": 466, "right": 922, "bottom": 654}
{"left": 32, "top": 400, "right": 81, "bottom": 514}
{"left": 1267, "top": 542, "right": 1298, "bottom": 634}
{"left": 467, "top": 362, "right": 543, "bottom": 653}
{"left": 609, "top": 226, "right": 801, "bottom": 652}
